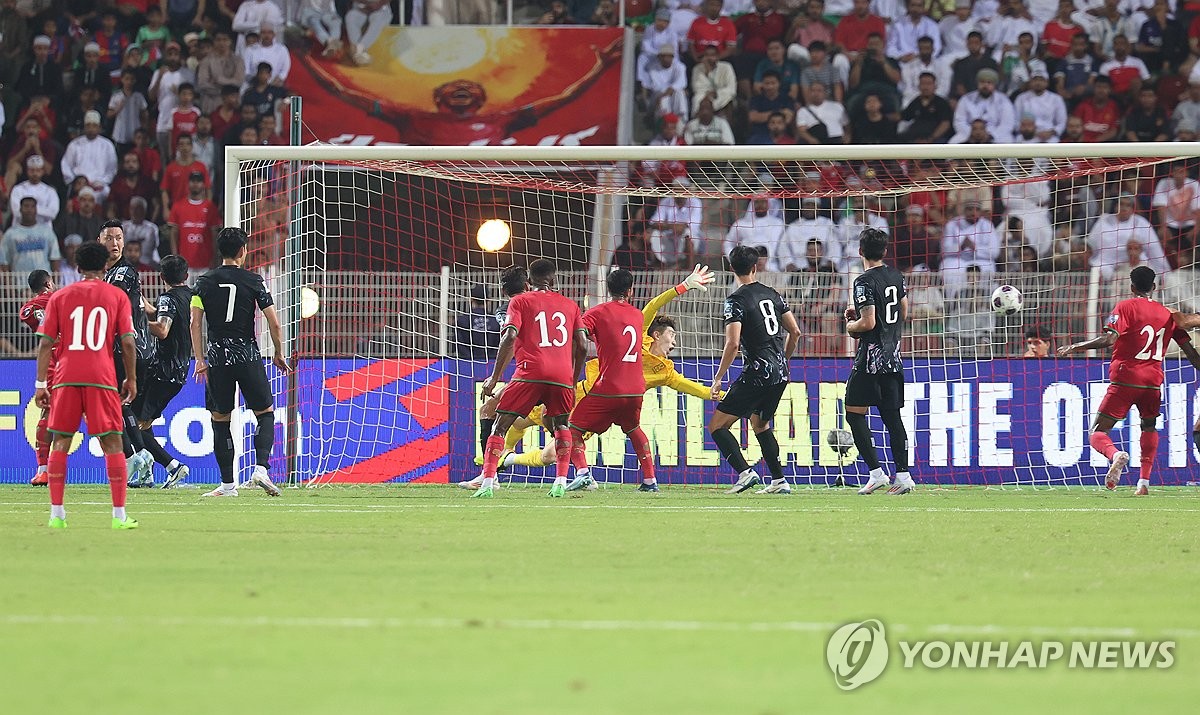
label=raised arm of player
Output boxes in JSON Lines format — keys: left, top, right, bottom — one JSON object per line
{"left": 190, "top": 300, "right": 207, "bottom": 383}
{"left": 481, "top": 329, "right": 516, "bottom": 400}
{"left": 1174, "top": 311, "right": 1200, "bottom": 331}
{"left": 262, "top": 304, "right": 292, "bottom": 374}
{"left": 1057, "top": 329, "right": 1118, "bottom": 356}
{"left": 782, "top": 310, "right": 801, "bottom": 359}
{"left": 666, "top": 370, "right": 722, "bottom": 401}
{"left": 1177, "top": 339, "right": 1200, "bottom": 372}
{"left": 642, "top": 264, "right": 713, "bottom": 332}
{"left": 712, "top": 321, "right": 741, "bottom": 401}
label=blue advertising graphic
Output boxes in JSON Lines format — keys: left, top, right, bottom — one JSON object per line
{"left": 1, "top": 359, "right": 1198, "bottom": 485}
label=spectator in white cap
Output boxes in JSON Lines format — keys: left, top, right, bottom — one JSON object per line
{"left": 232, "top": 0, "right": 285, "bottom": 51}
{"left": 61, "top": 110, "right": 118, "bottom": 204}
{"left": 640, "top": 44, "right": 690, "bottom": 122}
{"left": 949, "top": 67, "right": 1014, "bottom": 143}
{"left": 14, "top": 35, "right": 64, "bottom": 106}
{"left": 8, "top": 154, "right": 60, "bottom": 225}
{"left": 150, "top": 41, "right": 195, "bottom": 171}
{"left": 59, "top": 234, "right": 84, "bottom": 286}
{"left": 639, "top": 9, "right": 684, "bottom": 79}
{"left": 242, "top": 22, "right": 290, "bottom": 85}
{"left": 1012, "top": 62, "right": 1065, "bottom": 141}
{"left": 1, "top": 196, "right": 60, "bottom": 275}
{"left": 76, "top": 41, "right": 111, "bottom": 104}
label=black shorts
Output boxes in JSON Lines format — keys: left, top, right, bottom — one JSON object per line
{"left": 138, "top": 376, "right": 184, "bottom": 422}
{"left": 718, "top": 379, "right": 788, "bottom": 421}
{"left": 206, "top": 361, "right": 274, "bottom": 414}
{"left": 845, "top": 369, "right": 905, "bottom": 410}
{"left": 120, "top": 357, "right": 148, "bottom": 415}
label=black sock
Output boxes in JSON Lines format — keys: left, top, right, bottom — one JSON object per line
{"left": 846, "top": 411, "right": 880, "bottom": 471}
{"left": 755, "top": 429, "right": 784, "bottom": 480}
{"left": 480, "top": 418, "right": 495, "bottom": 454}
{"left": 122, "top": 432, "right": 134, "bottom": 458}
{"left": 212, "top": 420, "right": 235, "bottom": 484}
{"left": 140, "top": 428, "right": 175, "bottom": 467}
{"left": 124, "top": 407, "right": 145, "bottom": 451}
{"left": 254, "top": 413, "right": 275, "bottom": 469}
{"left": 711, "top": 428, "right": 751, "bottom": 474}
{"left": 880, "top": 409, "right": 910, "bottom": 474}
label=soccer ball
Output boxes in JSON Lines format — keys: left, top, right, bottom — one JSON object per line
{"left": 991, "top": 285, "right": 1023, "bottom": 316}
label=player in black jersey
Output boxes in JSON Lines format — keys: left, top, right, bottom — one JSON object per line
{"left": 98, "top": 220, "right": 156, "bottom": 487}
{"left": 709, "top": 245, "right": 801, "bottom": 495}
{"left": 843, "top": 228, "right": 915, "bottom": 495}
{"left": 473, "top": 266, "right": 528, "bottom": 467}
{"left": 191, "top": 227, "right": 290, "bottom": 497}
{"left": 138, "top": 255, "right": 193, "bottom": 489}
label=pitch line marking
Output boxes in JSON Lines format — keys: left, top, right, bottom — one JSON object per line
{"left": 2, "top": 614, "right": 1197, "bottom": 639}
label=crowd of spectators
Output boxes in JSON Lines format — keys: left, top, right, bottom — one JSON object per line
{"left": 0, "top": 0, "right": 298, "bottom": 284}
{"left": 618, "top": 0, "right": 1200, "bottom": 353}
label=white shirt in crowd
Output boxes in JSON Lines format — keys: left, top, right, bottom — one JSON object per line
{"left": 648, "top": 197, "right": 704, "bottom": 265}
{"left": 1087, "top": 212, "right": 1169, "bottom": 278}
{"left": 122, "top": 219, "right": 161, "bottom": 265}
{"left": 683, "top": 115, "right": 735, "bottom": 145}
{"left": 1152, "top": 177, "right": 1200, "bottom": 230}
{"left": 835, "top": 211, "right": 889, "bottom": 269}
{"left": 232, "top": 0, "right": 286, "bottom": 53}
{"left": 150, "top": 65, "right": 196, "bottom": 133}
{"left": 796, "top": 100, "right": 848, "bottom": 140}
{"left": 724, "top": 210, "right": 789, "bottom": 272}
{"left": 690, "top": 60, "right": 737, "bottom": 114}
{"left": 950, "top": 89, "right": 1015, "bottom": 143}
{"left": 243, "top": 40, "right": 291, "bottom": 84}
{"left": 8, "top": 179, "right": 59, "bottom": 225}
{"left": 887, "top": 14, "right": 942, "bottom": 60}
{"left": 942, "top": 214, "right": 1001, "bottom": 266}
{"left": 61, "top": 135, "right": 118, "bottom": 192}
{"left": 784, "top": 213, "right": 841, "bottom": 270}
{"left": 1012, "top": 88, "right": 1067, "bottom": 138}
{"left": 899, "top": 55, "right": 952, "bottom": 105}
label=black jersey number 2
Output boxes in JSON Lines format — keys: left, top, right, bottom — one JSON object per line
{"left": 883, "top": 286, "right": 899, "bottom": 325}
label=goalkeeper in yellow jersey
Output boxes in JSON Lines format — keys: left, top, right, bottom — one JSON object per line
{"left": 460, "top": 264, "right": 718, "bottom": 491}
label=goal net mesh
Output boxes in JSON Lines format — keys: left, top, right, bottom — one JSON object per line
{"left": 232, "top": 146, "right": 1200, "bottom": 488}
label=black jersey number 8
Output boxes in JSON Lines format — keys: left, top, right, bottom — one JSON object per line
{"left": 759, "top": 299, "right": 779, "bottom": 335}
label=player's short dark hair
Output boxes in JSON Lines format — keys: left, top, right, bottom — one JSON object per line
{"left": 858, "top": 227, "right": 889, "bottom": 261}
{"left": 100, "top": 219, "right": 123, "bottom": 233}
{"left": 1025, "top": 325, "right": 1051, "bottom": 341}
{"left": 607, "top": 268, "right": 634, "bottom": 297}
{"left": 500, "top": 265, "right": 528, "bottom": 297}
{"left": 160, "top": 255, "right": 189, "bottom": 285}
{"left": 217, "top": 227, "right": 249, "bottom": 258}
{"left": 1131, "top": 265, "right": 1156, "bottom": 293}
{"left": 76, "top": 242, "right": 109, "bottom": 272}
{"left": 529, "top": 258, "right": 556, "bottom": 285}
{"left": 729, "top": 245, "right": 760, "bottom": 276}
{"left": 27, "top": 269, "right": 50, "bottom": 293}
{"left": 649, "top": 315, "right": 676, "bottom": 337}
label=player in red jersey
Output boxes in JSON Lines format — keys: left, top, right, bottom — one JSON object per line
{"left": 20, "top": 269, "right": 56, "bottom": 486}
{"left": 477, "top": 260, "right": 587, "bottom": 499}
{"left": 563, "top": 269, "right": 654, "bottom": 493}
{"left": 1058, "top": 267, "right": 1200, "bottom": 495}
{"left": 34, "top": 242, "right": 140, "bottom": 529}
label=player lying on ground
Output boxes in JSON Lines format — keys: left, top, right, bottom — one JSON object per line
{"left": 139, "top": 255, "right": 193, "bottom": 489}
{"left": 34, "top": 242, "right": 140, "bottom": 529}
{"left": 562, "top": 269, "right": 658, "bottom": 493}
{"left": 99, "top": 220, "right": 158, "bottom": 487}
{"left": 20, "top": 270, "right": 56, "bottom": 486}
{"left": 476, "top": 260, "right": 587, "bottom": 498}
{"left": 710, "top": 245, "right": 801, "bottom": 495}
{"left": 191, "top": 227, "right": 290, "bottom": 498}
{"left": 463, "top": 264, "right": 717, "bottom": 490}
{"left": 843, "top": 228, "right": 916, "bottom": 495}
{"left": 1058, "top": 266, "right": 1200, "bottom": 494}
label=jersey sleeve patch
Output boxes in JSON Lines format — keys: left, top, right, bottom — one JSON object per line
{"left": 723, "top": 296, "right": 743, "bottom": 324}
{"left": 254, "top": 276, "right": 274, "bottom": 309}
{"left": 853, "top": 277, "right": 874, "bottom": 310}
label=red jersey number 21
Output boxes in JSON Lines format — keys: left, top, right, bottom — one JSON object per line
{"left": 67, "top": 305, "right": 108, "bottom": 352}
{"left": 534, "top": 311, "right": 568, "bottom": 347}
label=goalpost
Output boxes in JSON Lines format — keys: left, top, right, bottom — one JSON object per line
{"left": 224, "top": 142, "right": 1200, "bottom": 488}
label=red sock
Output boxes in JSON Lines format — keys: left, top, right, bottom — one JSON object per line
{"left": 1089, "top": 431, "right": 1118, "bottom": 460}
{"left": 554, "top": 427, "right": 572, "bottom": 479}
{"left": 35, "top": 416, "right": 49, "bottom": 467}
{"left": 105, "top": 452, "right": 127, "bottom": 508}
{"left": 1140, "top": 431, "right": 1158, "bottom": 481}
{"left": 569, "top": 428, "right": 589, "bottom": 471}
{"left": 481, "top": 434, "right": 504, "bottom": 478}
{"left": 629, "top": 427, "right": 655, "bottom": 483}
{"left": 47, "top": 450, "right": 67, "bottom": 506}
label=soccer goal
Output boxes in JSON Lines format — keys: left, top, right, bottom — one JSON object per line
{"left": 224, "top": 142, "right": 1200, "bottom": 488}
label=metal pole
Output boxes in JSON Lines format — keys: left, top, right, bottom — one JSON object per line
{"left": 439, "top": 265, "right": 451, "bottom": 356}
{"left": 285, "top": 95, "right": 303, "bottom": 486}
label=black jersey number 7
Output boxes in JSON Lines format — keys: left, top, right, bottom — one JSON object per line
{"left": 219, "top": 283, "right": 237, "bottom": 323}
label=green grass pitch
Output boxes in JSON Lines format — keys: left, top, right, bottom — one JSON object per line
{"left": 1, "top": 484, "right": 1198, "bottom": 714}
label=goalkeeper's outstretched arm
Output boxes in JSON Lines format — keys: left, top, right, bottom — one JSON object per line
{"left": 642, "top": 264, "right": 714, "bottom": 330}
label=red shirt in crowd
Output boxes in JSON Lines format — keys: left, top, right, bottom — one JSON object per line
{"left": 688, "top": 16, "right": 738, "bottom": 55}
{"left": 170, "top": 106, "right": 201, "bottom": 155}
{"left": 161, "top": 161, "right": 210, "bottom": 207}
{"left": 1073, "top": 98, "right": 1123, "bottom": 142}
{"left": 735, "top": 11, "right": 786, "bottom": 56}
{"left": 1042, "top": 20, "right": 1079, "bottom": 60}
{"left": 168, "top": 198, "right": 219, "bottom": 269}
{"left": 834, "top": 12, "right": 887, "bottom": 55}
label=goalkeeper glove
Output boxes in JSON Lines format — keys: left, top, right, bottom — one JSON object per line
{"left": 676, "top": 264, "right": 715, "bottom": 295}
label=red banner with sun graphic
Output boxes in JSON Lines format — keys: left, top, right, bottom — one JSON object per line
{"left": 288, "top": 26, "right": 625, "bottom": 146}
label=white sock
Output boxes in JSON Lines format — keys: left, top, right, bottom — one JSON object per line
{"left": 772, "top": 477, "right": 788, "bottom": 485}
{"left": 869, "top": 467, "right": 887, "bottom": 482}
{"left": 554, "top": 476, "right": 567, "bottom": 486}
{"left": 50, "top": 505, "right": 65, "bottom": 520}
{"left": 167, "top": 459, "right": 180, "bottom": 472}
{"left": 739, "top": 468, "right": 757, "bottom": 479}
{"left": 113, "top": 506, "right": 126, "bottom": 520}
{"left": 575, "top": 468, "right": 590, "bottom": 480}
{"left": 36, "top": 465, "right": 47, "bottom": 475}
{"left": 897, "top": 471, "right": 913, "bottom": 484}
{"left": 138, "top": 449, "right": 152, "bottom": 462}
{"left": 643, "top": 477, "right": 656, "bottom": 485}
{"left": 481, "top": 476, "right": 495, "bottom": 488}
{"left": 221, "top": 482, "right": 237, "bottom": 493}
{"left": 1138, "top": 478, "right": 1150, "bottom": 488}
{"left": 502, "top": 452, "right": 518, "bottom": 467}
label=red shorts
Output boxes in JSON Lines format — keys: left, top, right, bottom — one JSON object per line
{"left": 569, "top": 394, "right": 643, "bottom": 435}
{"left": 47, "top": 385, "right": 125, "bottom": 436}
{"left": 1098, "top": 384, "right": 1162, "bottom": 422}
{"left": 496, "top": 380, "right": 575, "bottom": 420}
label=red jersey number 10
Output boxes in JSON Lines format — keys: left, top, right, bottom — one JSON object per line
{"left": 534, "top": 311, "right": 568, "bottom": 347}
{"left": 68, "top": 305, "right": 109, "bottom": 352}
